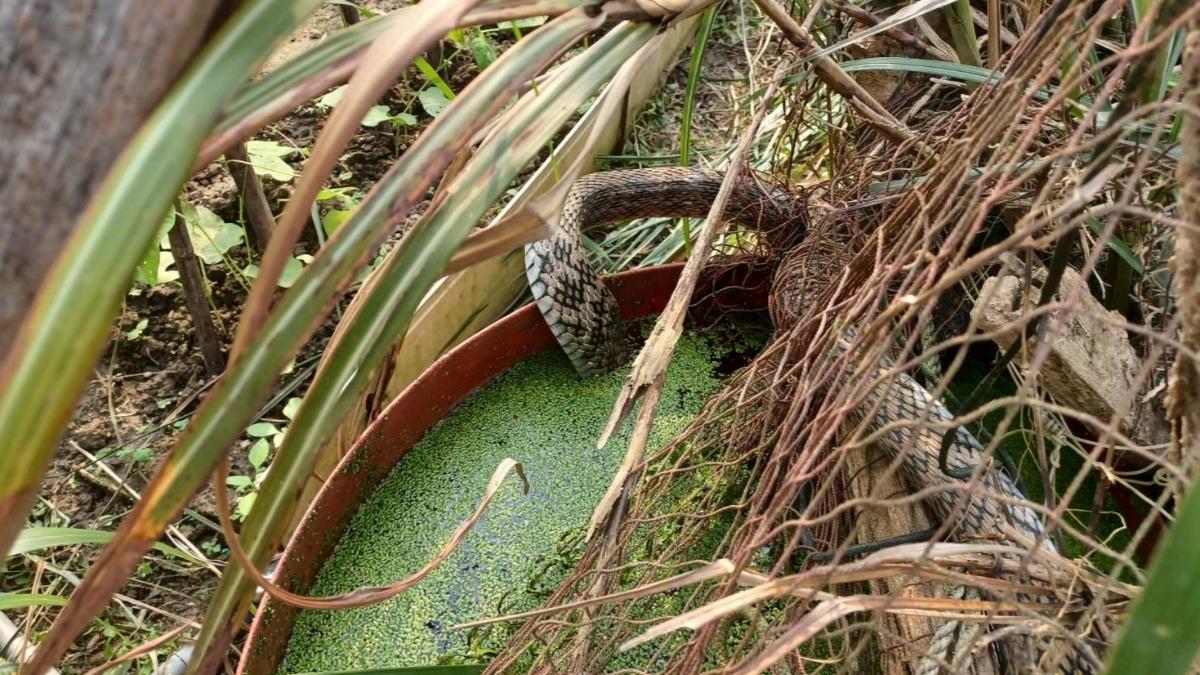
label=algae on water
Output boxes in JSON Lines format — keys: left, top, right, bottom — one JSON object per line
{"left": 281, "top": 329, "right": 733, "bottom": 671}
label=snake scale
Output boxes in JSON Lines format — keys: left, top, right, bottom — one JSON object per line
{"left": 524, "top": 167, "right": 1092, "bottom": 672}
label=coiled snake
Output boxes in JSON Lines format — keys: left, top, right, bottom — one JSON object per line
{"left": 524, "top": 167, "right": 1092, "bottom": 672}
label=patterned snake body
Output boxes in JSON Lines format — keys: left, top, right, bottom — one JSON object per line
{"left": 525, "top": 168, "right": 1089, "bottom": 671}
{"left": 525, "top": 168, "right": 808, "bottom": 376}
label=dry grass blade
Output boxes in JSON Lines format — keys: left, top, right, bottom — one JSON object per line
{"left": 443, "top": 23, "right": 677, "bottom": 279}
{"left": 450, "top": 558, "right": 736, "bottom": 631}
{"left": 232, "top": 0, "right": 485, "bottom": 358}
{"left": 213, "top": 457, "right": 526, "bottom": 610}
{"left": 803, "top": 0, "right": 961, "bottom": 63}
{"left": 590, "top": 70, "right": 785, "bottom": 538}
{"left": 618, "top": 542, "right": 1041, "bottom": 652}
{"left": 753, "top": 0, "right": 929, "bottom": 150}
{"left": 485, "top": 3, "right": 1188, "bottom": 667}
{"left": 626, "top": 591, "right": 1030, "bottom": 657}
{"left": 443, "top": 209, "right": 552, "bottom": 275}
{"left": 197, "top": 0, "right": 600, "bottom": 168}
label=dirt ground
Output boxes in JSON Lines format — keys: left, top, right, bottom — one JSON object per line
{"left": 7, "top": 4, "right": 765, "bottom": 673}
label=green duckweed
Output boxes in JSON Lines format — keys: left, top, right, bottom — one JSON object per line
{"left": 281, "top": 329, "right": 735, "bottom": 672}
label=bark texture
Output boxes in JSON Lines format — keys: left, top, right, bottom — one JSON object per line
{"left": 0, "top": 0, "right": 223, "bottom": 354}
{"left": 1169, "top": 27, "right": 1200, "bottom": 485}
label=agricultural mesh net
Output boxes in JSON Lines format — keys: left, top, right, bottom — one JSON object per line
{"left": 485, "top": 2, "right": 1197, "bottom": 672}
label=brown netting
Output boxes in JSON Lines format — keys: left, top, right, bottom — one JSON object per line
{"left": 481, "top": 1, "right": 1196, "bottom": 672}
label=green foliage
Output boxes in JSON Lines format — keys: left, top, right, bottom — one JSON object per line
{"left": 8, "top": 526, "right": 197, "bottom": 563}
{"left": 245, "top": 140, "right": 300, "bottom": 181}
{"left": 219, "top": 398, "right": 298, "bottom": 522}
{"left": 1104, "top": 479, "right": 1200, "bottom": 675}
{"left": 0, "top": 592, "right": 68, "bottom": 610}
{"left": 418, "top": 87, "right": 452, "bottom": 117}
{"left": 317, "top": 85, "right": 416, "bottom": 129}
{"left": 181, "top": 202, "right": 245, "bottom": 265}
{"left": 125, "top": 318, "right": 149, "bottom": 341}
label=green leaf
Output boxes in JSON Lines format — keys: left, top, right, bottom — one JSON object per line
{"left": 414, "top": 57, "right": 456, "bottom": 100}
{"left": 117, "top": 446, "right": 153, "bottom": 463}
{"left": 317, "top": 85, "right": 347, "bottom": 109}
{"left": 419, "top": 87, "right": 452, "bottom": 117}
{"left": 126, "top": 318, "right": 149, "bottom": 341}
{"left": 225, "top": 475, "right": 254, "bottom": 491}
{"left": 158, "top": 250, "right": 181, "bottom": 284}
{"left": 317, "top": 89, "right": 396, "bottom": 128}
{"left": 1087, "top": 218, "right": 1145, "bottom": 274}
{"left": 134, "top": 210, "right": 176, "bottom": 286}
{"left": 183, "top": 202, "right": 245, "bottom": 265}
{"left": 135, "top": 243, "right": 160, "bottom": 286}
{"left": 8, "top": 527, "right": 199, "bottom": 564}
{"left": 244, "top": 259, "right": 303, "bottom": 288}
{"left": 248, "top": 438, "right": 270, "bottom": 469}
{"left": 315, "top": 187, "right": 356, "bottom": 203}
{"left": 1104, "top": 480, "right": 1200, "bottom": 675}
{"left": 322, "top": 209, "right": 353, "bottom": 236}
{"left": 278, "top": 256, "right": 305, "bottom": 288}
{"left": 245, "top": 139, "right": 299, "bottom": 181}
{"left": 235, "top": 493, "right": 257, "bottom": 520}
{"left": 361, "top": 104, "right": 393, "bottom": 127}
{"left": 246, "top": 422, "right": 278, "bottom": 438}
{"left": 391, "top": 112, "right": 417, "bottom": 126}
{"left": 0, "top": 592, "right": 68, "bottom": 610}
{"left": 466, "top": 30, "right": 497, "bottom": 70}
{"left": 283, "top": 397, "right": 302, "bottom": 420}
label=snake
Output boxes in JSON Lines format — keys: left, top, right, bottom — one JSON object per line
{"left": 524, "top": 167, "right": 1095, "bottom": 672}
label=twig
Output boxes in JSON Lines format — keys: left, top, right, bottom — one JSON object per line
{"left": 753, "top": 0, "right": 932, "bottom": 155}
{"left": 68, "top": 440, "right": 221, "bottom": 576}
{"left": 166, "top": 205, "right": 225, "bottom": 376}
{"left": 224, "top": 144, "right": 276, "bottom": 251}
{"left": 827, "top": 0, "right": 947, "bottom": 60}
{"left": 590, "top": 67, "right": 787, "bottom": 538}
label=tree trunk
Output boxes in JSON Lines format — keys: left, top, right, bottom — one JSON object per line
{"left": 0, "top": 0, "right": 227, "bottom": 355}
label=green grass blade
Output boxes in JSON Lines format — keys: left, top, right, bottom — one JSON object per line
{"left": 941, "top": 0, "right": 981, "bottom": 68}
{"left": 677, "top": 4, "right": 717, "bottom": 255}
{"left": 0, "top": 593, "right": 68, "bottom": 610}
{"left": 0, "top": 0, "right": 321, "bottom": 564}
{"left": 1104, "top": 482, "right": 1200, "bottom": 675}
{"left": 835, "top": 57, "right": 1000, "bottom": 86}
{"left": 1088, "top": 218, "right": 1144, "bottom": 274}
{"left": 8, "top": 527, "right": 201, "bottom": 564}
{"left": 187, "top": 12, "right": 618, "bottom": 667}
{"left": 205, "top": 0, "right": 599, "bottom": 164}
{"left": 217, "top": 12, "right": 393, "bottom": 131}
{"left": 415, "top": 56, "right": 458, "bottom": 99}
